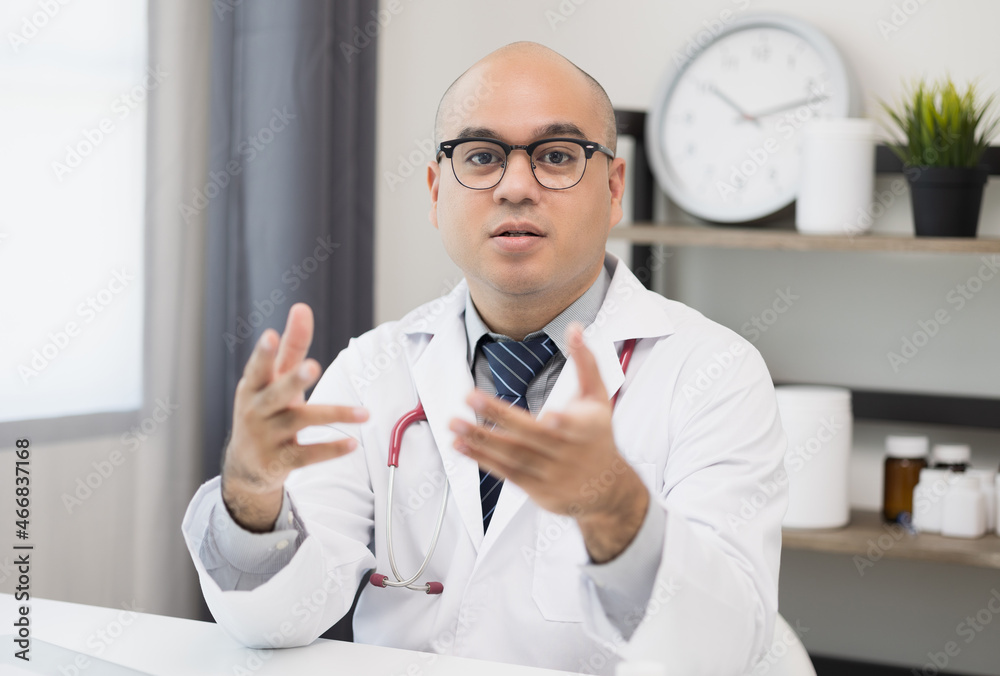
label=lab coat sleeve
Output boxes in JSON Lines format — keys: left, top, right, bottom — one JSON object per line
{"left": 581, "top": 335, "right": 787, "bottom": 675}
{"left": 181, "top": 344, "right": 378, "bottom": 649}
{"left": 580, "top": 493, "right": 665, "bottom": 639}
{"left": 198, "top": 488, "right": 304, "bottom": 591}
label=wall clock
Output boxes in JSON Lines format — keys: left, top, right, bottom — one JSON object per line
{"left": 646, "top": 14, "right": 860, "bottom": 223}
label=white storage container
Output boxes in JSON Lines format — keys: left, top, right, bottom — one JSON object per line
{"left": 775, "top": 386, "right": 852, "bottom": 529}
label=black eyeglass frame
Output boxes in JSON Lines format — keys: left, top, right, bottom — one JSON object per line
{"left": 436, "top": 136, "right": 616, "bottom": 190}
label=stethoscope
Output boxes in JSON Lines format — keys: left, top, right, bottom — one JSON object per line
{"left": 368, "top": 338, "right": 637, "bottom": 595}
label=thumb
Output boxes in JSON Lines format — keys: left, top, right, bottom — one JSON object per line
{"left": 565, "top": 323, "right": 608, "bottom": 402}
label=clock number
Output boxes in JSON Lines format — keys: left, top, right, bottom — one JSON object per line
{"left": 721, "top": 54, "right": 738, "bottom": 70}
{"left": 805, "top": 77, "right": 823, "bottom": 98}
{"left": 752, "top": 44, "right": 771, "bottom": 62}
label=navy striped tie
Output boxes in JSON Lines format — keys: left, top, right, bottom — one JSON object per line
{"left": 478, "top": 335, "right": 557, "bottom": 531}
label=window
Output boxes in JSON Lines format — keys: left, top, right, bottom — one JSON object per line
{"left": 0, "top": 1, "right": 147, "bottom": 424}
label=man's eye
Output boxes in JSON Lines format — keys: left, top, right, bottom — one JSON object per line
{"left": 463, "top": 148, "right": 504, "bottom": 166}
{"left": 535, "top": 145, "right": 580, "bottom": 166}
{"left": 540, "top": 151, "right": 569, "bottom": 165}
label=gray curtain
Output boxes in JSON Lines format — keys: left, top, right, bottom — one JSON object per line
{"left": 201, "top": 0, "right": 376, "bottom": 635}
{"left": 202, "top": 0, "right": 376, "bottom": 479}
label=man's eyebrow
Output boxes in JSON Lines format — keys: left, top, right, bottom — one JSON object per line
{"left": 452, "top": 123, "right": 589, "bottom": 142}
{"left": 531, "top": 123, "right": 587, "bottom": 140}
{"left": 454, "top": 127, "right": 499, "bottom": 139}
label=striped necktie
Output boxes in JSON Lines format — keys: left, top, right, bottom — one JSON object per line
{"left": 478, "top": 335, "right": 557, "bottom": 531}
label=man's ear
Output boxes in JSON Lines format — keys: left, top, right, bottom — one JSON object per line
{"left": 427, "top": 160, "right": 441, "bottom": 229}
{"left": 606, "top": 157, "right": 626, "bottom": 232}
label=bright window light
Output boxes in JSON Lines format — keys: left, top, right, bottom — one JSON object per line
{"left": 0, "top": 0, "right": 147, "bottom": 423}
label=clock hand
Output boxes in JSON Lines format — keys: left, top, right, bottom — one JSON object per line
{"left": 706, "top": 84, "right": 760, "bottom": 127}
{"left": 744, "top": 94, "right": 830, "bottom": 120}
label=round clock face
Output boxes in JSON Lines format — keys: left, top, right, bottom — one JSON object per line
{"left": 648, "top": 15, "right": 856, "bottom": 223}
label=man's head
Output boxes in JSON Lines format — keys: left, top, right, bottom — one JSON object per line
{"left": 433, "top": 43, "right": 619, "bottom": 155}
{"left": 427, "top": 42, "right": 626, "bottom": 319}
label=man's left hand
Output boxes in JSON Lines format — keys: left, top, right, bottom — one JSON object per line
{"left": 449, "top": 323, "right": 650, "bottom": 562}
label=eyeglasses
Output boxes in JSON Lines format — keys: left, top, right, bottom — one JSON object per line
{"left": 436, "top": 137, "right": 615, "bottom": 190}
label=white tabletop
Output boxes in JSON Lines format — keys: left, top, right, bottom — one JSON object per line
{"left": 0, "top": 594, "right": 579, "bottom": 675}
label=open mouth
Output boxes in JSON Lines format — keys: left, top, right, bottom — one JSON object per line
{"left": 497, "top": 231, "right": 540, "bottom": 237}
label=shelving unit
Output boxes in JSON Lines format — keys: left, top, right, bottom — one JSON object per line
{"left": 783, "top": 510, "right": 1000, "bottom": 569}
{"left": 613, "top": 109, "right": 1000, "bottom": 574}
{"left": 610, "top": 223, "right": 1000, "bottom": 254}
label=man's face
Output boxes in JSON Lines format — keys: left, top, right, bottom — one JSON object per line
{"left": 427, "top": 54, "right": 626, "bottom": 305}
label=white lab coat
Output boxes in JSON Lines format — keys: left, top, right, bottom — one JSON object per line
{"left": 182, "top": 254, "right": 787, "bottom": 675}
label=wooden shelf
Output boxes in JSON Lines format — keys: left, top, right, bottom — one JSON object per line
{"left": 611, "top": 223, "right": 1000, "bottom": 253}
{"left": 782, "top": 510, "right": 1000, "bottom": 569}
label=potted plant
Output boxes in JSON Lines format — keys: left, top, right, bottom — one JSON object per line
{"left": 881, "top": 78, "right": 998, "bottom": 237}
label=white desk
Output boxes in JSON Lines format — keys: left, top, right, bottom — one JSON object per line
{"left": 0, "top": 594, "right": 579, "bottom": 675}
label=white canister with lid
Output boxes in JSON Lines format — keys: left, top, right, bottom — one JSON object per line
{"left": 912, "top": 468, "right": 953, "bottom": 534}
{"left": 967, "top": 469, "right": 997, "bottom": 533}
{"left": 775, "top": 386, "right": 852, "bottom": 529}
{"left": 941, "top": 475, "right": 986, "bottom": 539}
{"left": 796, "top": 118, "right": 877, "bottom": 236}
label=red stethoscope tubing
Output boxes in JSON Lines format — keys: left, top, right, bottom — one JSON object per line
{"left": 369, "top": 338, "right": 637, "bottom": 594}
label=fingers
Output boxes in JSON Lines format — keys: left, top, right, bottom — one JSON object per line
{"left": 239, "top": 329, "right": 279, "bottom": 394}
{"left": 274, "top": 303, "right": 315, "bottom": 377}
{"left": 450, "top": 419, "right": 543, "bottom": 483}
{"left": 565, "top": 323, "right": 608, "bottom": 402}
{"left": 269, "top": 437, "right": 361, "bottom": 475}
{"left": 270, "top": 403, "right": 369, "bottom": 436}
{"left": 465, "top": 391, "right": 561, "bottom": 455}
{"left": 451, "top": 391, "right": 560, "bottom": 476}
{"left": 255, "top": 357, "right": 322, "bottom": 417}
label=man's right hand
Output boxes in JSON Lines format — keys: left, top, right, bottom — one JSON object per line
{"left": 220, "top": 302, "right": 368, "bottom": 532}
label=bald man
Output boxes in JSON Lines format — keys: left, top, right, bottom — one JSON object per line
{"left": 183, "top": 42, "right": 787, "bottom": 675}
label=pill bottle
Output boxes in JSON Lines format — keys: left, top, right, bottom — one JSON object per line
{"left": 941, "top": 475, "right": 986, "bottom": 539}
{"left": 966, "top": 469, "right": 997, "bottom": 534}
{"left": 912, "top": 468, "right": 952, "bottom": 533}
{"left": 931, "top": 444, "right": 971, "bottom": 472}
{"left": 883, "top": 436, "right": 928, "bottom": 523}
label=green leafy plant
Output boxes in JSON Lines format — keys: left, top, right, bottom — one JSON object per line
{"left": 881, "top": 77, "right": 999, "bottom": 168}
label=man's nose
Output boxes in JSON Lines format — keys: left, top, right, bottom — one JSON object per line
{"left": 493, "top": 149, "right": 541, "bottom": 203}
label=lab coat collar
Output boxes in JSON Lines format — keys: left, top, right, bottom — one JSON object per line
{"left": 402, "top": 253, "right": 676, "bottom": 557}
{"left": 399, "top": 252, "right": 673, "bottom": 342}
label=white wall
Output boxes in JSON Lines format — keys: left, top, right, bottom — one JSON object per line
{"left": 375, "top": 1, "right": 1000, "bottom": 672}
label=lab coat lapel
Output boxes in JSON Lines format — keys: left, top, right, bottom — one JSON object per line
{"left": 407, "top": 287, "right": 485, "bottom": 552}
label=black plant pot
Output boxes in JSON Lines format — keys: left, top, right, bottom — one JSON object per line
{"left": 906, "top": 166, "right": 989, "bottom": 237}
